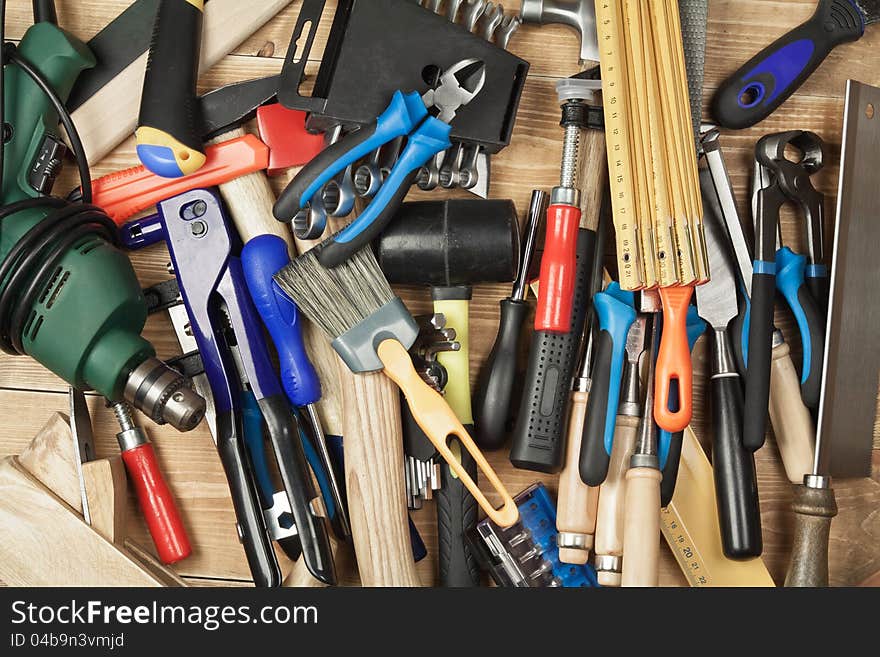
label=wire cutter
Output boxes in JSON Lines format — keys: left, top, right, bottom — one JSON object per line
{"left": 742, "top": 131, "right": 827, "bottom": 451}
{"left": 159, "top": 188, "right": 336, "bottom": 587}
{"left": 273, "top": 58, "right": 486, "bottom": 268}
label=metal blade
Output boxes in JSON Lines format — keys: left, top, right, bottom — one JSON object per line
{"left": 701, "top": 132, "right": 754, "bottom": 296}
{"left": 857, "top": 0, "right": 880, "bottom": 23}
{"left": 198, "top": 75, "right": 281, "bottom": 140}
{"left": 815, "top": 80, "right": 880, "bottom": 478}
{"left": 696, "top": 182, "right": 739, "bottom": 330}
{"left": 68, "top": 387, "right": 96, "bottom": 526}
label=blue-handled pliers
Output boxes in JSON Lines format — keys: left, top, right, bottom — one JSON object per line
{"left": 750, "top": 134, "right": 827, "bottom": 412}
{"left": 274, "top": 58, "right": 486, "bottom": 268}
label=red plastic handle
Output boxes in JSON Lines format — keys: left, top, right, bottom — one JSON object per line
{"left": 91, "top": 135, "right": 269, "bottom": 225}
{"left": 535, "top": 204, "right": 582, "bottom": 333}
{"left": 121, "top": 443, "right": 192, "bottom": 564}
{"left": 654, "top": 286, "right": 695, "bottom": 433}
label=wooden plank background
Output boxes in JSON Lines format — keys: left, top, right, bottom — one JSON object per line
{"left": 1, "top": 0, "right": 878, "bottom": 587}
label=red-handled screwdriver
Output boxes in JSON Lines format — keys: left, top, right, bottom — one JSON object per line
{"left": 535, "top": 78, "right": 601, "bottom": 333}
{"left": 111, "top": 402, "right": 191, "bottom": 564}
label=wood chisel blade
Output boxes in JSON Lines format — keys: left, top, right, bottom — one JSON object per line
{"left": 695, "top": 171, "right": 738, "bottom": 330}
{"left": 815, "top": 80, "right": 880, "bottom": 478}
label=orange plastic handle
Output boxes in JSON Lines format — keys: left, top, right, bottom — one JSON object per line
{"left": 654, "top": 286, "right": 694, "bottom": 433}
{"left": 91, "top": 134, "right": 269, "bottom": 225}
{"left": 376, "top": 339, "right": 519, "bottom": 528}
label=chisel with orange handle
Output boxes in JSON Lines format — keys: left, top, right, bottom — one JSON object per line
{"left": 654, "top": 286, "right": 695, "bottom": 433}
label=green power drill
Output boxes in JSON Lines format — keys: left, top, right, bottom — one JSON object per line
{"left": 0, "top": 12, "right": 205, "bottom": 431}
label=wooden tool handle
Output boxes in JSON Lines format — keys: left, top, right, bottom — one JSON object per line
{"left": 594, "top": 414, "right": 639, "bottom": 586}
{"left": 556, "top": 390, "right": 599, "bottom": 564}
{"left": 377, "top": 339, "right": 519, "bottom": 528}
{"left": 579, "top": 129, "right": 607, "bottom": 231}
{"left": 784, "top": 483, "right": 837, "bottom": 587}
{"left": 621, "top": 465, "right": 663, "bottom": 587}
{"left": 214, "top": 129, "right": 343, "bottom": 437}
{"left": 339, "top": 365, "right": 420, "bottom": 587}
{"left": 769, "top": 341, "right": 816, "bottom": 483}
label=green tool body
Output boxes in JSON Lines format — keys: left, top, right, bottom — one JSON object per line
{"left": 1, "top": 22, "right": 203, "bottom": 430}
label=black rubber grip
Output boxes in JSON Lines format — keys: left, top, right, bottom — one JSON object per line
{"left": 509, "top": 229, "right": 596, "bottom": 473}
{"left": 277, "top": 536, "right": 303, "bottom": 563}
{"left": 806, "top": 275, "right": 829, "bottom": 317}
{"left": 401, "top": 393, "right": 436, "bottom": 461}
{"left": 316, "top": 169, "right": 420, "bottom": 269}
{"left": 259, "top": 395, "right": 336, "bottom": 586}
{"left": 275, "top": 123, "right": 379, "bottom": 220}
{"left": 579, "top": 331, "right": 614, "bottom": 486}
{"left": 794, "top": 283, "right": 825, "bottom": 409}
{"left": 711, "top": 369, "right": 763, "bottom": 559}
{"left": 711, "top": 0, "right": 864, "bottom": 129}
{"left": 436, "top": 437, "right": 481, "bottom": 587}
{"left": 473, "top": 299, "right": 530, "bottom": 450}
{"left": 743, "top": 272, "right": 776, "bottom": 451}
{"left": 660, "top": 431, "right": 684, "bottom": 508}
{"left": 138, "top": 0, "right": 203, "bottom": 151}
{"left": 215, "top": 411, "right": 281, "bottom": 588}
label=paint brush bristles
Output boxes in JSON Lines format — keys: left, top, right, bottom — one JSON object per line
{"left": 274, "top": 247, "right": 395, "bottom": 340}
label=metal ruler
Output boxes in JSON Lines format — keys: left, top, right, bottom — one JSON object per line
{"left": 660, "top": 428, "right": 775, "bottom": 587}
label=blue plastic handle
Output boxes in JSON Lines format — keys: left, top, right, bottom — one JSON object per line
{"left": 242, "top": 235, "right": 322, "bottom": 407}
{"left": 333, "top": 116, "right": 452, "bottom": 246}
{"left": 298, "top": 90, "right": 428, "bottom": 208}
{"left": 658, "top": 307, "right": 707, "bottom": 469}
{"left": 776, "top": 246, "right": 815, "bottom": 385}
{"left": 595, "top": 283, "right": 637, "bottom": 455}
{"left": 241, "top": 389, "right": 275, "bottom": 508}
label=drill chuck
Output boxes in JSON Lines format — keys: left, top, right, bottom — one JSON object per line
{"left": 124, "top": 357, "right": 205, "bottom": 432}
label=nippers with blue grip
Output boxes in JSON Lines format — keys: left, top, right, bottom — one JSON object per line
{"left": 578, "top": 282, "right": 637, "bottom": 487}
{"left": 273, "top": 59, "right": 486, "bottom": 269}
{"left": 742, "top": 132, "right": 827, "bottom": 453}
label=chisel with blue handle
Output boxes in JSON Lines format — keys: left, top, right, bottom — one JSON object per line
{"left": 136, "top": 0, "right": 206, "bottom": 177}
{"left": 712, "top": 0, "right": 880, "bottom": 129}
{"left": 578, "top": 283, "right": 637, "bottom": 487}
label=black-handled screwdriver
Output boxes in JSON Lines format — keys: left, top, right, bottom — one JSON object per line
{"left": 473, "top": 190, "right": 545, "bottom": 450}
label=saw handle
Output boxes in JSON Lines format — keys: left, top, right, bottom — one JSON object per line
{"left": 120, "top": 443, "right": 191, "bottom": 565}
{"left": 784, "top": 482, "right": 837, "bottom": 587}
{"left": 655, "top": 287, "right": 694, "bottom": 433}
{"left": 711, "top": 0, "right": 865, "bottom": 129}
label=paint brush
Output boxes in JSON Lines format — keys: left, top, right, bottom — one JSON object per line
{"left": 274, "top": 247, "right": 518, "bottom": 528}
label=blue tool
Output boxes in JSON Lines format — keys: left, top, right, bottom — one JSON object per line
{"left": 467, "top": 483, "right": 599, "bottom": 587}
{"left": 578, "top": 282, "right": 637, "bottom": 487}
{"left": 712, "top": 0, "right": 879, "bottom": 129}
{"left": 159, "top": 188, "right": 336, "bottom": 587}
{"left": 241, "top": 234, "right": 351, "bottom": 540}
{"left": 744, "top": 132, "right": 827, "bottom": 453}
{"left": 273, "top": 58, "right": 486, "bottom": 268}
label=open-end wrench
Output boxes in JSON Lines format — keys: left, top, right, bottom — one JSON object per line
{"left": 480, "top": 3, "right": 504, "bottom": 40}
{"left": 497, "top": 13, "right": 522, "bottom": 49}
{"left": 463, "top": 0, "right": 487, "bottom": 31}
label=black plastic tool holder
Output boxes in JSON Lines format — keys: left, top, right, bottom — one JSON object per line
{"left": 278, "top": 0, "right": 529, "bottom": 153}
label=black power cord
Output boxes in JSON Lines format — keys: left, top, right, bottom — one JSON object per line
{"left": 0, "top": 0, "right": 117, "bottom": 355}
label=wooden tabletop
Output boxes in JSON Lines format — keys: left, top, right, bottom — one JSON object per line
{"left": 2, "top": 0, "right": 878, "bottom": 587}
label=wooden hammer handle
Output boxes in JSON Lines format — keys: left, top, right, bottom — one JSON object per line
{"left": 340, "top": 368, "right": 421, "bottom": 587}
